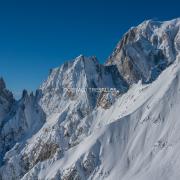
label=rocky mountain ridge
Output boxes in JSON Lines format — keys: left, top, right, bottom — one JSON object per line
{"left": 0, "top": 18, "right": 180, "bottom": 180}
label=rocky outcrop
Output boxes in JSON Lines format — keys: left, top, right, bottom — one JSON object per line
{"left": 106, "top": 19, "right": 180, "bottom": 84}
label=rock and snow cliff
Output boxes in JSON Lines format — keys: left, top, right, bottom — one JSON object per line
{"left": 1, "top": 18, "right": 180, "bottom": 180}
{"left": 107, "top": 18, "right": 180, "bottom": 83}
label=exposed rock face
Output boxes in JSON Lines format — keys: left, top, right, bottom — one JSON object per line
{"left": 1, "top": 18, "right": 180, "bottom": 180}
{"left": 97, "top": 91, "right": 119, "bottom": 109}
{"left": 107, "top": 19, "right": 180, "bottom": 84}
{"left": 0, "top": 78, "right": 14, "bottom": 123}
{"left": 0, "top": 78, "right": 15, "bottom": 166}
{"left": 0, "top": 78, "right": 6, "bottom": 90}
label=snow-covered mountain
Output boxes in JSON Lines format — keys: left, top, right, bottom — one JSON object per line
{"left": 1, "top": 18, "right": 180, "bottom": 180}
{"left": 107, "top": 18, "right": 180, "bottom": 83}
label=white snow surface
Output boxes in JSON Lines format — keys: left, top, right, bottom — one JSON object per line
{"left": 27, "top": 56, "right": 180, "bottom": 180}
{"left": 1, "top": 18, "right": 180, "bottom": 180}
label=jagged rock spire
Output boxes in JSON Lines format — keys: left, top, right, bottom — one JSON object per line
{"left": 22, "top": 89, "right": 28, "bottom": 98}
{"left": 0, "top": 77, "right": 6, "bottom": 90}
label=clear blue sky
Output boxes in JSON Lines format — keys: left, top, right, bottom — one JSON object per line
{"left": 0, "top": 0, "right": 179, "bottom": 98}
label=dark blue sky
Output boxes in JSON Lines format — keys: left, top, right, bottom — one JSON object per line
{"left": 0, "top": 0, "right": 179, "bottom": 97}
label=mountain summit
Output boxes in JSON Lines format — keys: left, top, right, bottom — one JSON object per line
{"left": 107, "top": 18, "right": 180, "bottom": 83}
{"left": 1, "top": 18, "right": 180, "bottom": 180}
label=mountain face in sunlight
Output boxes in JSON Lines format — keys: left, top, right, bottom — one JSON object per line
{"left": 1, "top": 18, "right": 180, "bottom": 180}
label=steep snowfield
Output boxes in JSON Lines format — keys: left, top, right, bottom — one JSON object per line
{"left": 1, "top": 18, "right": 180, "bottom": 180}
{"left": 24, "top": 56, "right": 180, "bottom": 180}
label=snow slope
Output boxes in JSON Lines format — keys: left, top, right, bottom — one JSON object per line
{"left": 1, "top": 18, "right": 180, "bottom": 180}
{"left": 23, "top": 56, "right": 180, "bottom": 180}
